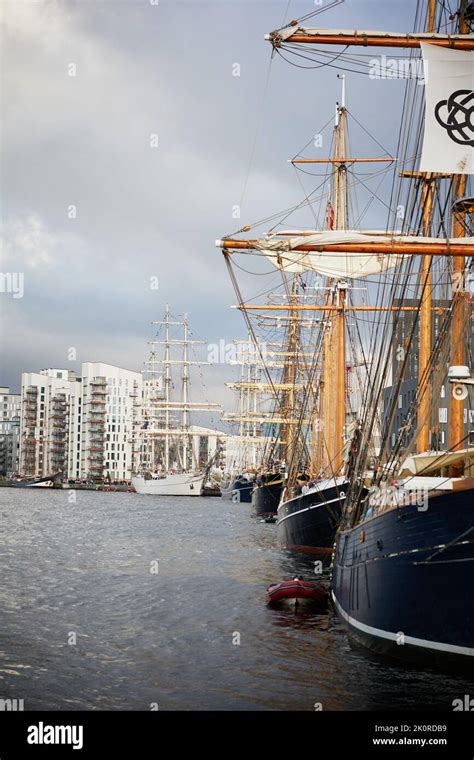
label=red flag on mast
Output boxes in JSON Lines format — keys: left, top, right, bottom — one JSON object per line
{"left": 326, "top": 199, "right": 335, "bottom": 230}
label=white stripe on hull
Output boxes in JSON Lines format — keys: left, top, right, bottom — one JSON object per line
{"left": 277, "top": 494, "right": 345, "bottom": 524}
{"left": 332, "top": 590, "right": 474, "bottom": 657}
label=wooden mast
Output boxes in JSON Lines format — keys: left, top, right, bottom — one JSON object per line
{"left": 280, "top": 273, "right": 300, "bottom": 472}
{"left": 320, "top": 76, "right": 348, "bottom": 477}
{"left": 416, "top": 1, "right": 436, "bottom": 454}
{"left": 333, "top": 76, "right": 347, "bottom": 475}
{"left": 450, "top": 1, "right": 469, "bottom": 463}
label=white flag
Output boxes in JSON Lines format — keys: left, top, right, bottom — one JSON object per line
{"left": 420, "top": 42, "right": 474, "bottom": 175}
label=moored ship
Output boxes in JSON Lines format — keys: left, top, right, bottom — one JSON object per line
{"left": 131, "top": 305, "right": 222, "bottom": 497}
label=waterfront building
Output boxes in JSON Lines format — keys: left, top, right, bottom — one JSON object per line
{"left": 0, "top": 386, "right": 21, "bottom": 476}
{"left": 19, "top": 370, "right": 80, "bottom": 478}
{"left": 81, "top": 362, "right": 142, "bottom": 482}
{"left": 19, "top": 364, "right": 143, "bottom": 481}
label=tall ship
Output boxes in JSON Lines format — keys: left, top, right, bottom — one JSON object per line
{"left": 220, "top": 338, "right": 273, "bottom": 502}
{"left": 263, "top": 2, "right": 474, "bottom": 661}
{"left": 274, "top": 79, "right": 389, "bottom": 556}
{"left": 216, "top": 79, "right": 390, "bottom": 540}
{"left": 131, "top": 305, "right": 222, "bottom": 496}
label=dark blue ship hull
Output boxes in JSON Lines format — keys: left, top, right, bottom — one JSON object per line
{"left": 332, "top": 487, "right": 474, "bottom": 663}
{"left": 252, "top": 476, "right": 283, "bottom": 516}
{"left": 229, "top": 478, "right": 253, "bottom": 503}
{"left": 277, "top": 480, "right": 346, "bottom": 555}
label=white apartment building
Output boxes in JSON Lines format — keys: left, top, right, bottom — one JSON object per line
{"left": 19, "top": 369, "right": 81, "bottom": 477}
{"left": 81, "top": 362, "right": 142, "bottom": 481}
{"left": 0, "top": 387, "right": 21, "bottom": 476}
{"left": 19, "top": 363, "right": 142, "bottom": 481}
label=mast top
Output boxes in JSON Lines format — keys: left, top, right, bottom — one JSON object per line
{"left": 337, "top": 73, "right": 346, "bottom": 110}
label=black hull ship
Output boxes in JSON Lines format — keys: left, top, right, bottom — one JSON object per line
{"left": 332, "top": 482, "right": 474, "bottom": 663}
{"left": 252, "top": 473, "right": 284, "bottom": 516}
{"left": 277, "top": 477, "right": 346, "bottom": 555}
{"left": 222, "top": 476, "right": 253, "bottom": 503}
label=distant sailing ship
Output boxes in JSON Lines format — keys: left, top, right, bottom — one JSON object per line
{"left": 131, "top": 305, "right": 222, "bottom": 496}
{"left": 220, "top": 338, "right": 269, "bottom": 501}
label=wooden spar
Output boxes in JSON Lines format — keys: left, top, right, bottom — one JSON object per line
{"left": 399, "top": 172, "right": 452, "bottom": 179}
{"left": 237, "top": 304, "right": 447, "bottom": 311}
{"left": 428, "top": 0, "right": 437, "bottom": 34}
{"left": 226, "top": 382, "right": 303, "bottom": 390}
{"left": 339, "top": 92, "right": 347, "bottom": 232}
{"left": 335, "top": 283, "right": 346, "bottom": 474}
{"left": 280, "top": 274, "right": 300, "bottom": 467}
{"left": 218, "top": 239, "right": 472, "bottom": 255}
{"left": 317, "top": 84, "right": 348, "bottom": 478}
{"left": 417, "top": 178, "right": 435, "bottom": 454}
{"left": 315, "top": 370, "right": 324, "bottom": 476}
{"left": 291, "top": 158, "right": 394, "bottom": 164}
{"left": 417, "top": 3, "right": 436, "bottom": 455}
{"left": 321, "top": 318, "right": 332, "bottom": 475}
{"left": 334, "top": 92, "right": 346, "bottom": 474}
{"left": 450, "top": 4, "right": 470, "bottom": 465}
{"left": 267, "top": 30, "right": 474, "bottom": 50}
{"left": 450, "top": 179, "right": 468, "bottom": 458}
{"left": 333, "top": 112, "right": 340, "bottom": 229}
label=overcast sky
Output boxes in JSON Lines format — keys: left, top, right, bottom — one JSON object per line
{"left": 1, "top": 0, "right": 416, "bottom": 416}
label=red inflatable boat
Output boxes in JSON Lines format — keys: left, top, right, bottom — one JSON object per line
{"left": 266, "top": 578, "right": 327, "bottom": 606}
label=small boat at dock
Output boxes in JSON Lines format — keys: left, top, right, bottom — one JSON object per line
{"left": 266, "top": 579, "right": 327, "bottom": 607}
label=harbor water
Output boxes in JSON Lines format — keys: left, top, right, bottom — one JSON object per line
{"left": 0, "top": 488, "right": 472, "bottom": 711}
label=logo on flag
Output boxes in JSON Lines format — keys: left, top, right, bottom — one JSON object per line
{"left": 419, "top": 43, "right": 473, "bottom": 174}
{"left": 434, "top": 89, "right": 474, "bottom": 146}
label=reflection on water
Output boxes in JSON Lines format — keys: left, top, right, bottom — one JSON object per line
{"left": 0, "top": 488, "right": 472, "bottom": 710}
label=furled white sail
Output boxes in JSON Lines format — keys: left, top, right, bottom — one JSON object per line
{"left": 419, "top": 43, "right": 474, "bottom": 175}
{"left": 254, "top": 230, "right": 474, "bottom": 279}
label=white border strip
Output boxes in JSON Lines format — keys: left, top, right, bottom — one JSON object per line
{"left": 332, "top": 591, "right": 474, "bottom": 657}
